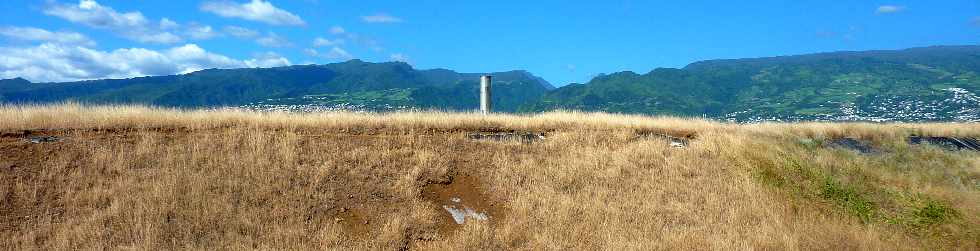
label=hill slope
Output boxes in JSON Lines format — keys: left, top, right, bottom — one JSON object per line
{"left": 521, "top": 45, "right": 980, "bottom": 122}
{"left": 1, "top": 104, "right": 977, "bottom": 249}
{"left": 0, "top": 60, "right": 554, "bottom": 113}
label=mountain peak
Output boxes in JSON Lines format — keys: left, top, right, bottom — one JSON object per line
{"left": 0, "top": 77, "right": 31, "bottom": 85}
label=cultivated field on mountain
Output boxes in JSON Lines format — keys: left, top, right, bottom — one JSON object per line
{"left": 1, "top": 104, "right": 978, "bottom": 249}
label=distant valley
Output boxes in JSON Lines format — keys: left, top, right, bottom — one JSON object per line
{"left": 2, "top": 45, "right": 979, "bottom": 122}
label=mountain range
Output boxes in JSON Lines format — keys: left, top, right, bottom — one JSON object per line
{"left": 2, "top": 45, "right": 979, "bottom": 122}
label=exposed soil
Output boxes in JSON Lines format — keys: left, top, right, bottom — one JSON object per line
{"left": 421, "top": 173, "right": 503, "bottom": 235}
{"left": 827, "top": 138, "right": 877, "bottom": 154}
{"left": 909, "top": 136, "right": 980, "bottom": 151}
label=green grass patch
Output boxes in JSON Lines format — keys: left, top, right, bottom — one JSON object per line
{"left": 913, "top": 200, "right": 959, "bottom": 226}
{"left": 743, "top": 135, "right": 971, "bottom": 241}
{"left": 820, "top": 177, "right": 875, "bottom": 222}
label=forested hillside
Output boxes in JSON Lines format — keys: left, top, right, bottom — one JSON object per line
{"left": 0, "top": 60, "right": 554, "bottom": 113}
{"left": 3, "top": 46, "right": 979, "bottom": 121}
{"left": 521, "top": 46, "right": 980, "bottom": 122}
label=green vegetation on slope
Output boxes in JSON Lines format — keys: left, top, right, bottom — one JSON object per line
{"left": 734, "top": 133, "right": 978, "bottom": 247}
{"left": 2, "top": 46, "right": 979, "bottom": 121}
{"left": 520, "top": 45, "right": 980, "bottom": 121}
{"left": 0, "top": 60, "right": 554, "bottom": 113}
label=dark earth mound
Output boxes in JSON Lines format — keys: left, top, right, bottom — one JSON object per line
{"left": 908, "top": 136, "right": 980, "bottom": 151}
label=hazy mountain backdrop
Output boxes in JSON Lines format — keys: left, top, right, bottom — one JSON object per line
{"left": 0, "top": 60, "right": 554, "bottom": 113}
{"left": 2, "top": 45, "right": 979, "bottom": 122}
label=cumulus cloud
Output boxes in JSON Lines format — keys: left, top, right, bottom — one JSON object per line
{"left": 0, "top": 43, "right": 291, "bottom": 82}
{"left": 244, "top": 52, "right": 291, "bottom": 68}
{"left": 159, "top": 18, "right": 179, "bottom": 30}
{"left": 875, "top": 5, "right": 905, "bottom": 14}
{"left": 255, "top": 32, "right": 290, "bottom": 47}
{"left": 312, "top": 37, "right": 342, "bottom": 47}
{"left": 389, "top": 53, "right": 409, "bottom": 63}
{"left": 303, "top": 48, "right": 318, "bottom": 57}
{"left": 44, "top": 0, "right": 146, "bottom": 30}
{"left": 361, "top": 13, "right": 402, "bottom": 23}
{"left": 184, "top": 23, "right": 221, "bottom": 40}
{"left": 164, "top": 44, "right": 245, "bottom": 74}
{"left": 0, "top": 26, "right": 96, "bottom": 47}
{"left": 43, "top": 0, "right": 181, "bottom": 44}
{"left": 223, "top": 26, "right": 259, "bottom": 38}
{"left": 323, "top": 47, "right": 352, "bottom": 60}
{"left": 200, "top": 0, "right": 305, "bottom": 26}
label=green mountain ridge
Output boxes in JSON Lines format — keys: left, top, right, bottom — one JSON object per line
{"left": 0, "top": 60, "right": 553, "bottom": 113}
{"left": 2, "top": 45, "right": 979, "bottom": 121}
{"left": 521, "top": 45, "right": 980, "bottom": 122}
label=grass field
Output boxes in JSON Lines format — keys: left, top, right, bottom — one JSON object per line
{"left": 1, "top": 104, "right": 978, "bottom": 250}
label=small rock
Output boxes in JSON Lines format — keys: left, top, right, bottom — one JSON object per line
{"left": 364, "top": 220, "right": 369, "bottom": 225}
{"left": 348, "top": 194, "right": 354, "bottom": 199}
{"left": 669, "top": 140, "right": 685, "bottom": 148}
{"left": 27, "top": 136, "right": 60, "bottom": 144}
{"left": 334, "top": 218, "right": 342, "bottom": 223}
{"left": 340, "top": 207, "right": 347, "bottom": 213}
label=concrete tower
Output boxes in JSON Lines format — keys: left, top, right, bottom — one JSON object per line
{"left": 480, "top": 75, "right": 492, "bottom": 114}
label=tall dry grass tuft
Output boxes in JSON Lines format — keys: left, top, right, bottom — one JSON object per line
{"left": 0, "top": 104, "right": 977, "bottom": 250}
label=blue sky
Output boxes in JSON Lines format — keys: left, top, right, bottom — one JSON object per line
{"left": 0, "top": 0, "right": 978, "bottom": 85}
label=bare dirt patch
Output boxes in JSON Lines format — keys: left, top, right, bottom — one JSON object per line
{"left": 909, "top": 136, "right": 980, "bottom": 151}
{"left": 827, "top": 138, "right": 877, "bottom": 154}
{"left": 421, "top": 173, "right": 503, "bottom": 235}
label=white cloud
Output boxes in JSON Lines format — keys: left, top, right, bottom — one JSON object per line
{"left": 312, "top": 37, "right": 342, "bottom": 47}
{"left": 200, "top": 0, "right": 305, "bottom": 26}
{"left": 45, "top": 0, "right": 147, "bottom": 30}
{"left": 223, "top": 26, "right": 259, "bottom": 38}
{"left": 255, "top": 32, "right": 290, "bottom": 47}
{"left": 165, "top": 44, "right": 244, "bottom": 74}
{"left": 303, "top": 48, "right": 318, "bottom": 57}
{"left": 0, "top": 26, "right": 96, "bottom": 47}
{"left": 0, "top": 43, "right": 291, "bottom": 82}
{"left": 329, "top": 26, "right": 345, "bottom": 34}
{"left": 875, "top": 5, "right": 905, "bottom": 14}
{"left": 361, "top": 13, "right": 403, "bottom": 23}
{"left": 43, "top": 0, "right": 181, "bottom": 44}
{"left": 184, "top": 23, "right": 221, "bottom": 40}
{"left": 323, "top": 46, "right": 352, "bottom": 60}
{"left": 244, "top": 52, "right": 291, "bottom": 68}
{"left": 389, "top": 53, "right": 409, "bottom": 63}
{"left": 159, "top": 18, "right": 179, "bottom": 30}
{"left": 566, "top": 64, "right": 576, "bottom": 72}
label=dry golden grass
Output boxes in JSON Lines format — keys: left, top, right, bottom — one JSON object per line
{"left": 1, "top": 104, "right": 978, "bottom": 250}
